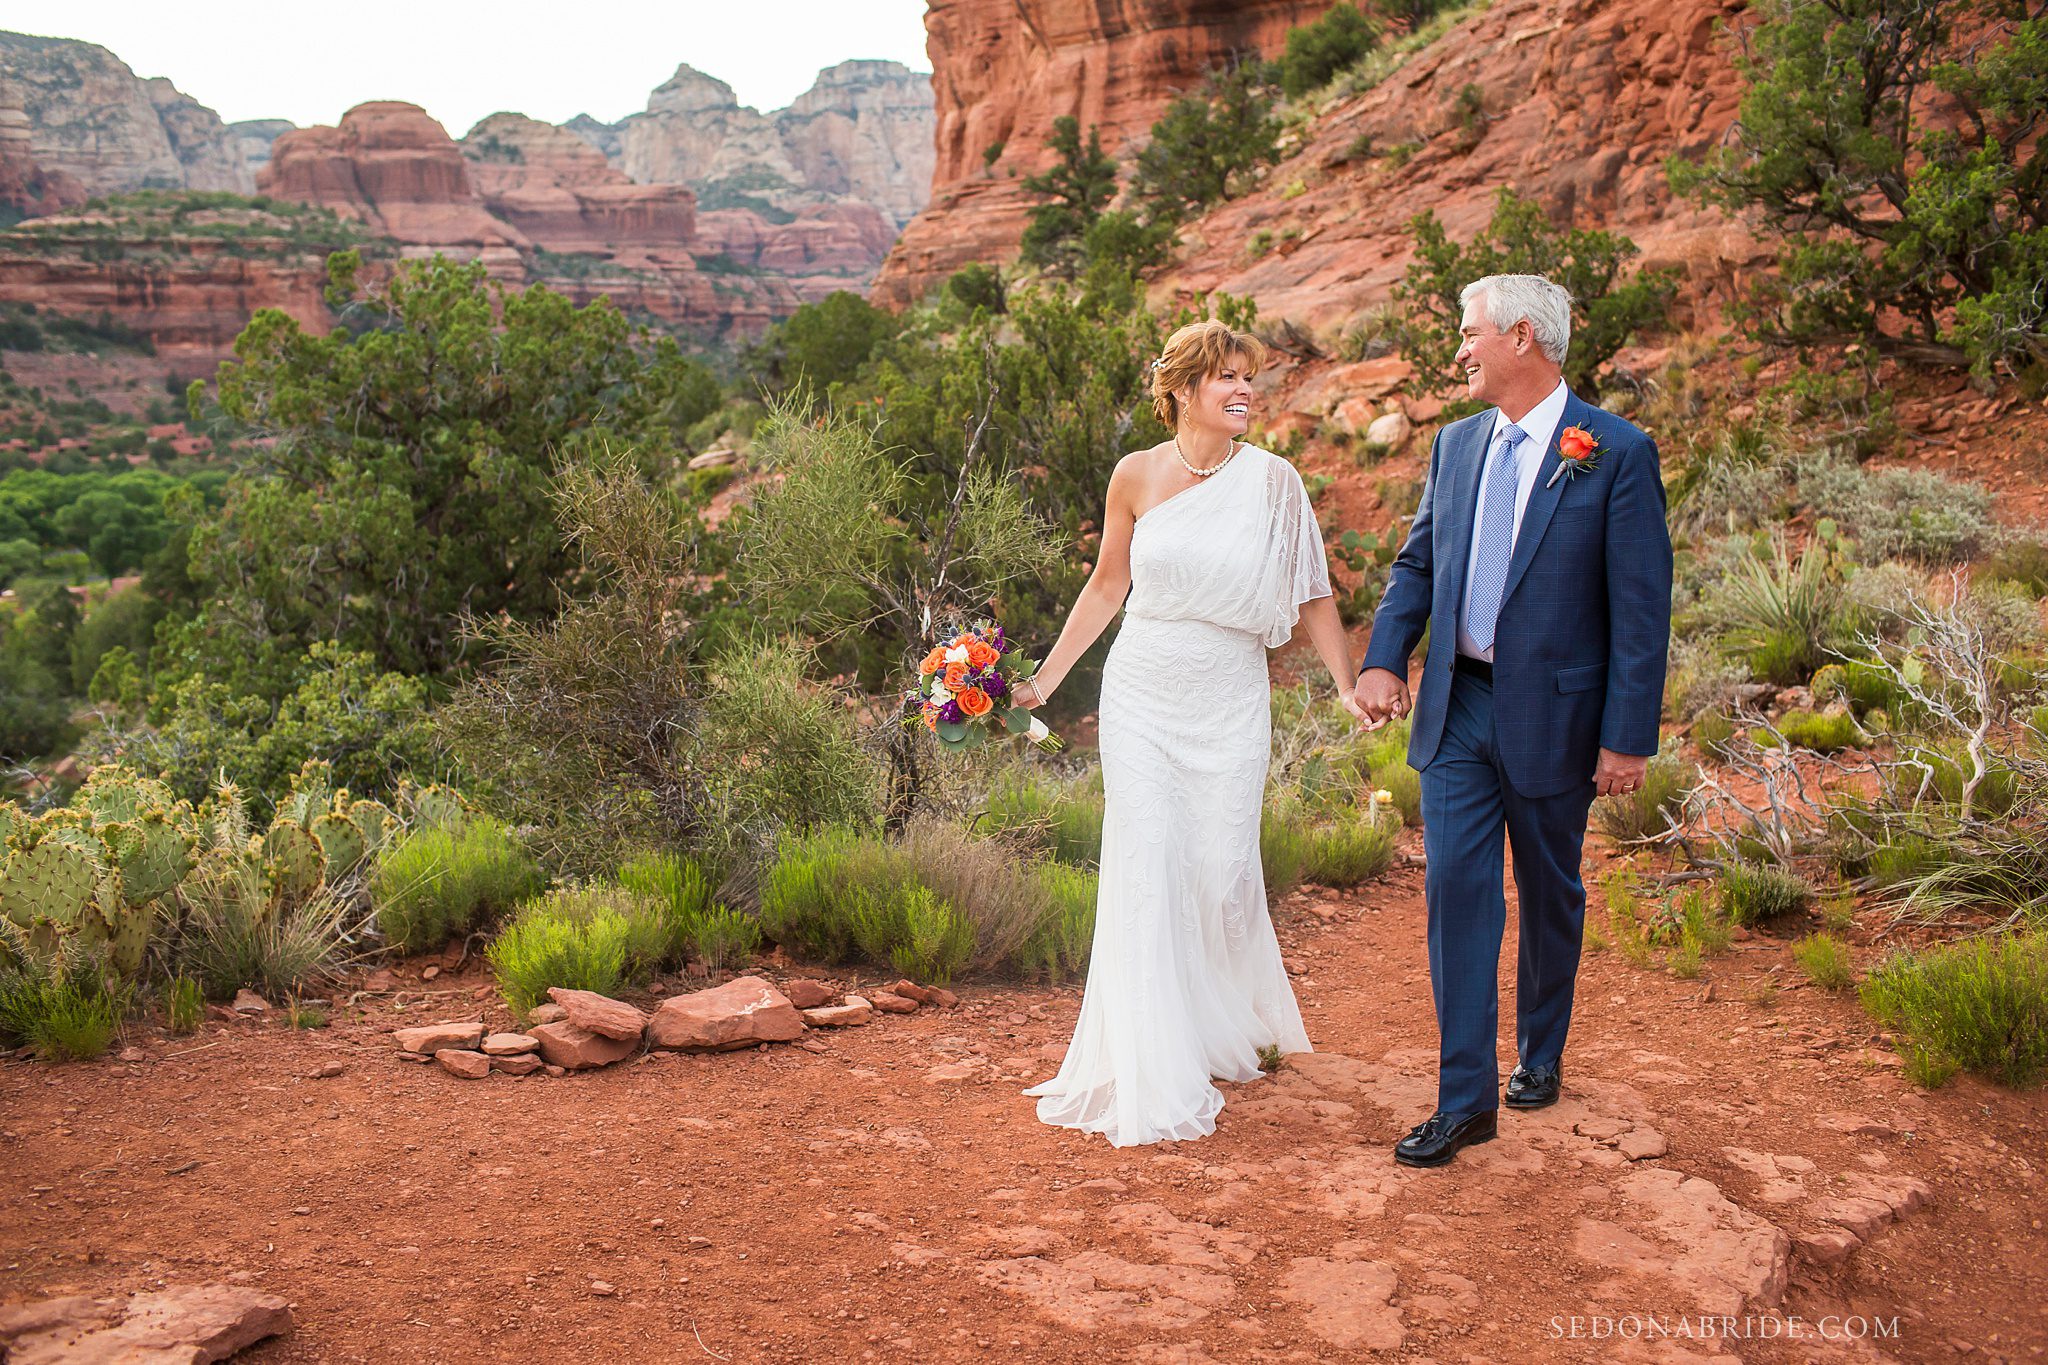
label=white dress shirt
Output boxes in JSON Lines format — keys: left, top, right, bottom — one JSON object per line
{"left": 1457, "top": 378, "right": 1571, "bottom": 662}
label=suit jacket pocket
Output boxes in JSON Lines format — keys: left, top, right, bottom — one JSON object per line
{"left": 1556, "top": 662, "right": 1607, "bottom": 693}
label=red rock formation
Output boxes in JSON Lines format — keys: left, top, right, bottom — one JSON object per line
{"left": 0, "top": 96, "right": 84, "bottom": 220}
{"left": 1156, "top": 0, "right": 1762, "bottom": 335}
{"left": 261, "top": 102, "right": 526, "bottom": 262}
{"left": 874, "top": 0, "right": 1338, "bottom": 304}
{"left": 462, "top": 112, "right": 695, "bottom": 254}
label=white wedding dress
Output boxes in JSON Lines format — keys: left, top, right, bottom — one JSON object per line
{"left": 1027, "top": 445, "right": 1328, "bottom": 1146}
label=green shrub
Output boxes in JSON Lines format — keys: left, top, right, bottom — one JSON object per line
{"left": 1262, "top": 803, "right": 1314, "bottom": 900}
{"left": 1720, "top": 862, "right": 1812, "bottom": 925}
{"left": 1692, "top": 709, "right": 1738, "bottom": 758}
{"left": 982, "top": 767, "right": 1104, "bottom": 866}
{"left": 485, "top": 888, "right": 654, "bottom": 1016}
{"left": 1129, "top": 62, "right": 1282, "bottom": 224}
{"left": 1675, "top": 886, "right": 1734, "bottom": 957}
{"left": 1793, "top": 932, "right": 1856, "bottom": 990}
{"left": 285, "top": 998, "right": 329, "bottom": 1029}
{"left": 1018, "top": 862, "right": 1097, "bottom": 982}
{"left": 1705, "top": 540, "right": 1848, "bottom": 686}
{"left": 165, "top": 974, "right": 203, "bottom": 1035}
{"left": 1983, "top": 539, "right": 2048, "bottom": 598}
{"left": 1305, "top": 815, "right": 1399, "bottom": 887}
{"left": 690, "top": 905, "right": 763, "bottom": 977}
{"left": 618, "top": 850, "right": 717, "bottom": 964}
{"left": 1600, "top": 872, "right": 1652, "bottom": 967}
{"left": 1862, "top": 933, "right": 2048, "bottom": 1088}
{"left": 757, "top": 827, "right": 863, "bottom": 964}
{"left": 1277, "top": 3, "right": 1378, "bottom": 97}
{"left": 1797, "top": 456, "right": 2000, "bottom": 565}
{"left": 1767, "top": 710, "right": 1864, "bottom": 754}
{"left": 0, "top": 931, "right": 128, "bottom": 1061}
{"left": 372, "top": 817, "right": 543, "bottom": 955}
{"left": 172, "top": 882, "right": 360, "bottom": 1003}
{"left": 1593, "top": 752, "right": 1694, "bottom": 841}
{"left": 888, "top": 885, "right": 977, "bottom": 985}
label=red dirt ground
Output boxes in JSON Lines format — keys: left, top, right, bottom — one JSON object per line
{"left": 5, "top": 840, "right": 2044, "bottom": 1364}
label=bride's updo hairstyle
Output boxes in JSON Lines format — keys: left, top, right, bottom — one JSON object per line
{"left": 1151, "top": 320, "right": 1267, "bottom": 428}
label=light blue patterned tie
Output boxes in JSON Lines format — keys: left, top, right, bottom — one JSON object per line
{"left": 1461, "top": 423, "right": 1527, "bottom": 654}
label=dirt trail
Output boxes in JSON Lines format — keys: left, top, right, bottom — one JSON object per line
{"left": 4, "top": 850, "right": 2044, "bottom": 1363}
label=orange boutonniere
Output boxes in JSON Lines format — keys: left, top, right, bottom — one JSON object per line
{"left": 1546, "top": 425, "right": 1604, "bottom": 488}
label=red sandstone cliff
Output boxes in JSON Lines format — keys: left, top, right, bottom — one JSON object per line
{"left": 876, "top": 0, "right": 1761, "bottom": 316}
{"left": 1159, "top": 0, "right": 1761, "bottom": 334}
{"left": 874, "top": 0, "right": 1338, "bottom": 304}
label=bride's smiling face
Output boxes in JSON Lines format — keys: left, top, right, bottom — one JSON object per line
{"left": 1178, "top": 357, "right": 1255, "bottom": 436}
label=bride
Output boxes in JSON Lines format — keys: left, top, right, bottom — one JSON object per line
{"left": 1012, "top": 319, "right": 1363, "bottom": 1147}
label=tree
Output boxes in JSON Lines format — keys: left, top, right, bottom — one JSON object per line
{"left": 1129, "top": 63, "right": 1284, "bottom": 225}
{"left": 1669, "top": 0, "right": 2047, "bottom": 382}
{"left": 748, "top": 290, "right": 900, "bottom": 394}
{"left": 1276, "top": 3, "right": 1379, "bottom": 98}
{"left": 1019, "top": 118, "right": 1121, "bottom": 276}
{"left": 168, "top": 250, "right": 723, "bottom": 704}
{"left": 1390, "top": 187, "right": 1679, "bottom": 400}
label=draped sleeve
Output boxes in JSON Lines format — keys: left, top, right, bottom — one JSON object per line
{"left": 1251, "top": 452, "right": 1332, "bottom": 647}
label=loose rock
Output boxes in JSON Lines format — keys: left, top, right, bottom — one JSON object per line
{"left": 531, "top": 1021, "right": 639, "bottom": 1070}
{"left": 545, "top": 987, "right": 648, "bottom": 1041}
{"left": 870, "top": 992, "right": 919, "bottom": 1015}
{"left": 784, "top": 978, "right": 837, "bottom": 1009}
{"left": 0, "top": 1284, "right": 292, "bottom": 1362}
{"left": 231, "top": 989, "right": 271, "bottom": 1015}
{"left": 804, "top": 996, "right": 874, "bottom": 1028}
{"left": 308, "top": 1062, "right": 346, "bottom": 1079}
{"left": 647, "top": 976, "right": 806, "bottom": 1051}
{"left": 527, "top": 1003, "right": 568, "bottom": 1025}
{"left": 391, "top": 1021, "right": 485, "bottom": 1055}
{"left": 436, "top": 1049, "right": 492, "bottom": 1080}
{"left": 492, "top": 1053, "right": 545, "bottom": 1076}
{"left": 892, "top": 979, "right": 934, "bottom": 1005}
{"left": 480, "top": 1032, "right": 539, "bottom": 1056}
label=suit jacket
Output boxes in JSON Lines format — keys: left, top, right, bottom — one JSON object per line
{"left": 1361, "top": 389, "right": 1673, "bottom": 798}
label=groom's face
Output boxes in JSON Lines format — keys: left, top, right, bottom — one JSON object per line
{"left": 1455, "top": 296, "right": 1531, "bottom": 405}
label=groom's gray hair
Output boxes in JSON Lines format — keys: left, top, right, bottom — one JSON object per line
{"left": 1461, "top": 274, "right": 1573, "bottom": 366}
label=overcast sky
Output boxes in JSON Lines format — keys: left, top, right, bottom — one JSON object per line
{"left": 1, "top": 1, "right": 933, "bottom": 135}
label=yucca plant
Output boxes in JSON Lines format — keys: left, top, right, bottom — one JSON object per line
{"left": 1712, "top": 538, "right": 1848, "bottom": 686}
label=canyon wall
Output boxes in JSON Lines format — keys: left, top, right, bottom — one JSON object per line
{"left": 873, "top": 0, "right": 1336, "bottom": 304}
{"left": 0, "top": 32, "right": 252, "bottom": 194}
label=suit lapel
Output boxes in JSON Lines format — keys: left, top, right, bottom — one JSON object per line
{"left": 1442, "top": 416, "right": 1489, "bottom": 607}
{"left": 1498, "top": 390, "right": 1586, "bottom": 608}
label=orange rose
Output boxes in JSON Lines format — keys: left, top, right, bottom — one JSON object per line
{"left": 919, "top": 647, "right": 947, "bottom": 676}
{"left": 966, "top": 640, "right": 999, "bottom": 668}
{"left": 1559, "top": 426, "right": 1598, "bottom": 460}
{"left": 957, "top": 687, "right": 994, "bottom": 717}
{"left": 943, "top": 662, "right": 971, "bottom": 690}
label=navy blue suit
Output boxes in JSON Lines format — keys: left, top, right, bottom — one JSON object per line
{"left": 1362, "top": 389, "right": 1672, "bottom": 1115}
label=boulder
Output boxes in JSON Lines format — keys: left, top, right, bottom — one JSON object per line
{"left": 803, "top": 996, "right": 874, "bottom": 1028}
{"left": 646, "top": 976, "right": 806, "bottom": 1052}
{"left": 927, "top": 987, "right": 960, "bottom": 1008}
{"left": 480, "top": 1032, "right": 539, "bottom": 1056}
{"left": 391, "top": 1021, "right": 485, "bottom": 1054}
{"left": 531, "top": 1021, "right": 639, "bottom": 1070}
{"left": 784, "top": 978, "right": 837, "bottom": 1009}
{"left": 545, "top": 987, "right": 648, "bottom": 1041}
{"left": 435, "top": 1049, "right": 492, "bottom": 1080}
{"left": 0, "top": 1284, "right": 291, "bottom": 1362}
{"left": 1364, "top": 411, "right": 1413, "bottom": 449}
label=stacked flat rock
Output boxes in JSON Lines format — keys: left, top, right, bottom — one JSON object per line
{"left": 647, "top": 976, "right": 805, "bottom": 1051}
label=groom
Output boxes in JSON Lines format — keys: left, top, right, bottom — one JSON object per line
{"left": 1355, "top": 274, "right": 1672, "bottom": 1168}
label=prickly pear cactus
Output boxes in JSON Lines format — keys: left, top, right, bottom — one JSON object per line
{"left": 405, "top": 782, "right": 468, "bottom": 832}
{"left": 200, "top": 779, "right": 252, "bottom": 853}
{"left": 104, "top": 811, "right": 199, "bottom": 908}
{"left": 84, "top": 868, "right": 146, "bottom": 976}
{"left": 0, "top": 801, "right": 19, "bottom": 851}
{"left": 277, "top": 759, "right": 335, "bottom": 831}
{"left": 310, "top": 811, "right": 367, "bottom": 879}
{"left": 74, "top": 764, "right": 181, "bottom": 826}
{"left": 0, "top": 838, "right": 98, "bottom": 932}
{"left": 345, "top": 798, "right": 398, "bottom": 861}
{"left": 260, "top": 820, "right": 327, "bottom": 905}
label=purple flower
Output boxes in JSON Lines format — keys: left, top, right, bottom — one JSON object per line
{"left": 938, "top": 699, "right": 964, "bottom": 724}
{"left": 982, "top": 672, "right": 1009, "bottom": 700}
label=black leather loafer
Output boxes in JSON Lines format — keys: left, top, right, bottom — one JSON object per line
{"left": 1505, "top": 1063, "right": 1562, "bottom": 1109}
{"left": 1394, "top": 1109, "right": 1498, "bottom": 1167}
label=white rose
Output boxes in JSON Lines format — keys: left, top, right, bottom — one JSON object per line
{"left": 944, "top": 645, "right": 969, "bottom": 664}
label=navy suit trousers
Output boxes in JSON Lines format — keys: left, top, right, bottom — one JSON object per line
{"left": 1421, "top": 669, "right": 1597, "bottom": 1116}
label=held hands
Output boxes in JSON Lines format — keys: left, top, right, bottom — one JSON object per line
{"left": 1353, "top": 667, "right": 1410, "bottom": 731}
{"left": 1594, "top": 748, "right": 1650, "bottom": 799}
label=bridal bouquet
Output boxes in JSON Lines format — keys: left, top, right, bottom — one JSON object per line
{"left": 910, "top": 622, "right": 1062, "bottom": 752}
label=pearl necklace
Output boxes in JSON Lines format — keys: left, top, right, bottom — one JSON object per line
{"left": 1174, "top": 433, "right": 1240, "bottom": 478}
